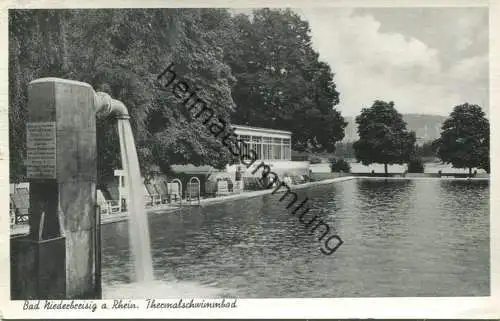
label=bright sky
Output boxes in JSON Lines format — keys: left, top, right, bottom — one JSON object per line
{"left": 295, "top": 7, "right": 489, "bottom": 117}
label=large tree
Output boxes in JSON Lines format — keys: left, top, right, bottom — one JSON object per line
{"left": 353, "top": 100, "right": 416, "bottom": 175}
{"left": 9, "top": 9, "right": 237, "bottom": 183}
{"left": 9, "top": 10, "right": 72, "bottom": 182}
{"left": 432, "top": 103, "right": 489, "bottom": 175}
{"left": 224, "top": 9, "right": 346, "bottom": 153}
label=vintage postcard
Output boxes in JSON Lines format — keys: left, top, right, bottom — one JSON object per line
{"left": 0, "top": 0, "right": 498, "bottom": 319}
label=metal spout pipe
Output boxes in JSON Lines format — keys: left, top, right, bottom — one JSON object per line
{"left": 94, "top": 91, "right": 130, "bottom": 119}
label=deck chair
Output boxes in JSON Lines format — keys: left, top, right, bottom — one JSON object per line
{"left": 167, "top": 182, "right": 181, "bottom": 202}
{"left": 216, "top": 180, "right": 230, "bottom": 197}
{"left": 205, "top": 180, "right": 217, "bottom": 197}
{"left": 155, "top": 182, "right": 169, "bottom": 204}
{"left": 10, "top": 198, "right": 16, "bottom": 226}
{"left": 186, "top": 180, "right": 201, "bottom": 203}
{"left": 143, "top": 185, "right": 153, "bottom": 207}
{"left": 106, "top": 185, "right": 122, "bottom": 213}
{"left": 10, "top": 188, "right": 30, "bottom": 224}
{"left": 233, "top": 180, "right": 244, "bottom": 193}
{"left": 97, "top": 189, "right": 111, "bottom": 215}
{"left": 146, "top": 183, "right": 161, "bottom": 206}
{"left": 152, "top": 176, "right": 168, "bottom": 204}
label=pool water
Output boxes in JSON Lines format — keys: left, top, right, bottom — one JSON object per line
{"left": 102, "top": 178, "right": 489, "bottom": 298}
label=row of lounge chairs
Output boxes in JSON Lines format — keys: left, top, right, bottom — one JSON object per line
{"left": 143, "top": 182, "right": 182, "bottom": 207}
{"left": 9, "top": 175, "right": 265, "bottom": 226}
{"left": 98, "top": 180, "right": 184, "bottom": 215}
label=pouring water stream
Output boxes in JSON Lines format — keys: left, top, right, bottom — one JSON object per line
{"left": 117, "top": 118, "right": 154, "bottom": 282}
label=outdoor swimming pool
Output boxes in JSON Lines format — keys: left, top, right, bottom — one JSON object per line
{"left": 102, "top": 178, "right": 489, "bottom": 298}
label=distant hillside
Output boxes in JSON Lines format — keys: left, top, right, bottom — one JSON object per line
{"left": 342, "top": 114, "right": 447, "bottom": 143}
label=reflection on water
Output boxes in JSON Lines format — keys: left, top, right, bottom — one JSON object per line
{"left": 102, "top": 178, "right": 489, "bottom": 298}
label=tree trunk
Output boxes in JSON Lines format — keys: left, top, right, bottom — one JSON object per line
{"left": 384, "top": 163, "right": 388, "bottom": 176}
{"left": 57, "top": 11, "right": 68, "bottom": 73}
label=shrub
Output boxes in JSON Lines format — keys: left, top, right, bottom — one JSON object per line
{"left": 329, "top": 157, "right": 351, "bottom": 173}
{"left": 243, "top": 177, "right": 265, "bottom": 191}
{"left": 309, "top": 155, "right": 322, "bottom": 164}
{"left": 408, "top": 158, "right": 425, "bottom": 173}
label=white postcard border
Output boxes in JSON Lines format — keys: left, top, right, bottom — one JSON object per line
{"left": 0, "top": 0, "right": 498, "bottom": 319}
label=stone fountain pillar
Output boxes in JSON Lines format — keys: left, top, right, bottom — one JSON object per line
{"left": 11, "top": 78, "right": 99, "bottom": 299}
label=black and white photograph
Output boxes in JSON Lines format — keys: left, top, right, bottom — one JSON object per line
{"left": 1, "top": 1, "right": 496, "bottom": 318}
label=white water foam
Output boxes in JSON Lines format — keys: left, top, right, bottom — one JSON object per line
{"left": 103, "top": 280, "right": 229, "bottom": 299}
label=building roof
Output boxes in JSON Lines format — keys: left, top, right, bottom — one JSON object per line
{"left": 171, "top": 164, "right": 220, "bottom": 174}
{"left": 232, "top": 124, "right": 292, "bottom": 135}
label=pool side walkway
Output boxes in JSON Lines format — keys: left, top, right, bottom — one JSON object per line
{"left": 9, "top": 176, "right": 355, "bottom": 235}
{"left": 197, "top": 176, "right": 355, "bottom": 206}
{"left": 104, "top": 176, "right": 356, "bottom": 224}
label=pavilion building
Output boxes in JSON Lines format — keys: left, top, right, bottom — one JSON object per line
{"left": 233, "top": 125, "right": 292, "bottom": 161}
{"left": 227, "top": 125, "right": 308, "bottom": 178}
{"left": 166, "top": 124, "right": 309, "bottom": 192}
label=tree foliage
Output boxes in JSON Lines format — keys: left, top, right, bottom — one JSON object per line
{"left": 328, "top": 158, "right": 351, "bottom": 173}
{"left": 9, "top": 9, "right": 237, "bottom": 182}
{"left": 9, "top": 8, "right": 348, "bottom": 183}
{"left": 309, "top": 155, "right": 322, "bottom": 164}
{"left": 223, "top": 9, "right": 346, "bottom": 153}
{"left": 9, "top": 10, "right": 72, "bottom": 182}
{"left": 432, "top": 103, "right": 489, "bottom": 173}
{"left": 353, "top": 100, "right": 416, "bottom": 174}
